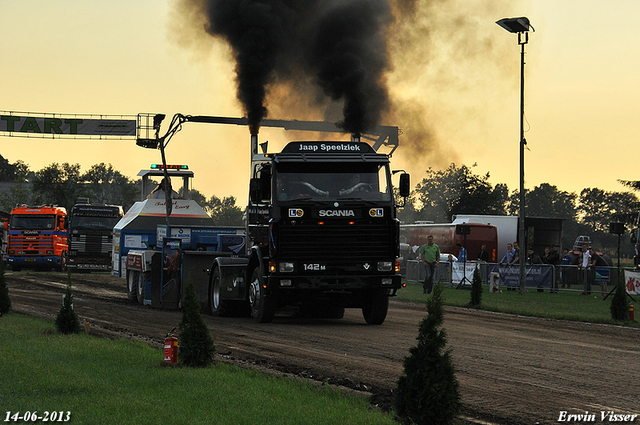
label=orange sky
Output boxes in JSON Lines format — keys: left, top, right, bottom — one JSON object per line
{"left": 1, "top": 0, "right": 640, "bottom": 204}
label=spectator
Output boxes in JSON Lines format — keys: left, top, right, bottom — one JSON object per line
{"left": 542, "top": 247, "right": 552, "bottom": 264}
{"left": 589, "top": 248, "right": 609, "bottom": 297}
{"left": 548, "top": 245, "right": 561, "bottom": 265}
{"left": 500, "top": 243, "right": 515, "bottom": 264}
{"left": 580, "top": 243, "right": 591, "bottom": 295}
{"left": 477, "top": 244, "right": 490, "bottom": 262}
{"left": 511, "top": 242, "right": 520, "bottom": 265}
{"left": 456, "top": 243, "right": 467, "bottom": 263}
{"left": 527, "top": 249, "right": 543, "bottom": 264}
{"left": 560, "top": 247, "right": 572, "bottom": 289}
{"left": 545, "top": 245, "right": 561, "bottom": 293}
{"left": 419, "top": 235, "right": 440, "bottom": 294}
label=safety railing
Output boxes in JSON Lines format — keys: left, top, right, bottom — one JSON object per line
{"left": 404, "top": 260, "right": 623, "bottom": 296}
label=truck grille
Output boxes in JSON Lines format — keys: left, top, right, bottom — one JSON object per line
{"left": 278, "top": 222, "right": 395, "bottom": 261}
{"left": 70, "top": 235, "right": 112, "bottom": 254}
{"left": 8, "top": 236, "right": 53, "bottom": 251}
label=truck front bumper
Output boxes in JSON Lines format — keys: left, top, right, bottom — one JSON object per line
{"left": 7, "top": 256, "right": 62, "bottom": 269}
{"left": 270, "top": 274, "right": 402, "bottom": 291}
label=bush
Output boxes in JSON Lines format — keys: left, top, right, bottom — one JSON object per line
{"left": 55, "top": 277, "right": 81, "bottom": 334}
{"left": 395, "top": 283, "right": 461, "bottom": 425}
{"left": 470, "top": 266, "right": 483, "bottom": 307}
{"left": 610, "top": 273, "right": 629, "bottom": 321}
{"left": 0, "top": 261, "right": 11, "bottom": 316}
{"left": 178, "top": 280, "right": 215, "bottom": 367}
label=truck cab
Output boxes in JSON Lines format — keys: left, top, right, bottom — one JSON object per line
{"left": 6, "top": 205, "right": 67, "bottom": 271}
{"left": 213, "top": 140, "right": 408, "bottom": 324}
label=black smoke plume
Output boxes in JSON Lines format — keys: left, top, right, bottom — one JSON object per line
{"left": 201, "top": 0, "right": 391, "bottom": 135}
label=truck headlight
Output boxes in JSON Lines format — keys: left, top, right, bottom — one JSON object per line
{"left": 381, "top": 278, "right": 393, "bottom": 286}
{"left": 280, "top": 279, "right": 292, "bottom": 287}
{"left": 279, "top": 262, "right": 294, "bottom": 273}
{"left": 377, "top": 261, "right": 393, "bottom": 272}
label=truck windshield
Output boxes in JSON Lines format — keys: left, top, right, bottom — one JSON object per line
{"left": 275, "top": 162, "right": 392, "bottom": 202}
{"left": 70, "top": 216, "right": 120, "bottom": 231}
{"left": 11, "top": 215, "right": 56, "bottom": 230}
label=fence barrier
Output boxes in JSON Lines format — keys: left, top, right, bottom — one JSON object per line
{"left": 405, "top": 260, "right": 625, "bottom": 296}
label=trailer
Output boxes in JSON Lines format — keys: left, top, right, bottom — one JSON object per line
{"left": 452, "top": 214, "right": 517, "bottom": 261}
{"left": 401, "top": 222, "right": 498, "bottom": 263}
{"left": 111, "top": 168, "right": 245, "bottom": 309}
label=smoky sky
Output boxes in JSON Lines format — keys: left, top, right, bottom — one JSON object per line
{"left": 201, "top": 0, "right": 391, "bottom": 135}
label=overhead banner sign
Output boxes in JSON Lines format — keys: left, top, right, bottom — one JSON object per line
{"left": 0, "top": 112, "right": 137, "bottom": 137}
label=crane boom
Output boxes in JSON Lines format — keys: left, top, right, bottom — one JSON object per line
{"left": 136, "top": 113, "right": 399, "bottom": 154}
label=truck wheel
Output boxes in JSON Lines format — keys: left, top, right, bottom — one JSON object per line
{"left": 209, "top": 267, "right": 235, "bottom": 317}
{"left": 127, "top": 271, "right": 140, "bottom": 303}
{"left": 249, "top": 266, "right": 276, "bottom": 323}
{"left": 137, "top": 272, "right": 149, "bottom": 304}
{"left": 362, "top": 289, "right": 389, "bottom": 325}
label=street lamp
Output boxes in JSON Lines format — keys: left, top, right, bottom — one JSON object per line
{"left": 496, "top": 17, "right": 534, "bottom": 295}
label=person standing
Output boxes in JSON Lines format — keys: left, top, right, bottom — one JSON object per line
{"left": 456, "top": 243, "right": 467, "bottom": 263}
{"left": 419, "top": 235, "right": 440, "bottom": 294}
{"left": 560, "top": 248, "right": 572, "bottom": 289}
{"left": 477, "top": 244, "right": 490, "bottom": 262}
{"left": 499, "top": 243, "right": 515, "bottom": 264}
{"left": 547, "top": 245, "right": 560, "bottom": 265}
{"left": 546, "top": 245, "right": 561, "bottom": 293}
{"left": 580, "top": 243, "right": 591, "bottom": 295}
{"left": 510, "top": 242, "right": 520, "bottom": 265}
{"left": 589, "top": 248, "right": 609, "bottom": 297}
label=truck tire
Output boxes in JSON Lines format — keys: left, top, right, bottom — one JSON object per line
{"left": 209, "top": 267, "right": 236, "bottom": 317}
{"left": 362, "top": 288, "right": 389, "bottom": 325}
{"left": 127, "top": 271, "right": 139, "bottom": 303}
{"left": 137, "top": 272, "right": 149, "bottom": 305}
{"left": 249, "top": 266, "right": 276, "bottom": 323}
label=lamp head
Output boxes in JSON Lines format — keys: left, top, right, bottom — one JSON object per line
{"left": 496, "top": 17, "right": 533, "bottom": 33}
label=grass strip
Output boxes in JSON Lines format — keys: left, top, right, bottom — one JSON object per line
{"left": 1, "top": 314, "right": 395, "bottom": 425}
{"left": 397, "top": 282, "right": 639, "bottom": 327}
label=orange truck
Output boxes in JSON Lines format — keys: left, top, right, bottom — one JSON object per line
{"left": 6, "top": 205, "right": 68, "bottom": 271}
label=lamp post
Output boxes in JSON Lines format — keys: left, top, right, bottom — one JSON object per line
{"left": 496, "top": 17, "right": 534, "bottom": 295}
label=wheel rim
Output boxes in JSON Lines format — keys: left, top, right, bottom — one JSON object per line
{"left": 249, "top": 275, "right": 261, "bottom": 309}
{"left": 212, "top": 277, "right": 220, "bottom": 310}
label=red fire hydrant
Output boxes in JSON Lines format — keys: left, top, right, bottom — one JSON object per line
{"left": 164, "top": 328, "right": 178, "bottom": 363}
{"left": 629, "top": 305, "right": 635, "bottom": 322}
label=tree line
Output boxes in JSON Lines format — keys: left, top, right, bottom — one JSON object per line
{"left": 0, "top": 156, "right": 243, "bottom": 226}
{"left": 398, "top": 163, "right": 640, "bottom": 258}
{"left": 1, "top": 156, "right": 638, "bottom": 255}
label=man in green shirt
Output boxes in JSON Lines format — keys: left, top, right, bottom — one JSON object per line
{"left": 419, "top": 235, "right": 440, "bottom": 294}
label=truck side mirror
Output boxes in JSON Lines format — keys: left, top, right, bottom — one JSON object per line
{"left": 399, "top": 173, "right": 410, "bottom": 198}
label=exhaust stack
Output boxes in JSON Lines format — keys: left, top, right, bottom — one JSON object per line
{"left": 251, "top": 134, "right": 258, "bottom": 156}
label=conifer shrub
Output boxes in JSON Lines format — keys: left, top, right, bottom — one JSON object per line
{"left": 0, "top": 260, "right": 11, "bottom": 316}
{"left": 395, "top": 283, "right": 461, "bottom": 425}
{"left": 610, "top": 273, "right": 629, "bottom": 322}
{"left": 55, "top": 277, "right": 81, "bottom": 334}
{"left": 178, "top": 280, "right": 215, "bottom": 367}
{"left": 470, "top": 266, "right": 483, "bottom": 307}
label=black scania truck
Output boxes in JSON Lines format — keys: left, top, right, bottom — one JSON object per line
{"left": 135, "top": 114, "right": 409, "bottom": 324}
{"left": 212, "top": 138, "right": 409, "bottom": 324}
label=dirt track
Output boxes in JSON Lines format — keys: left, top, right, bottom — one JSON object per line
{"left": 6, "top": 271, "right": 640, "bottom": 425}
